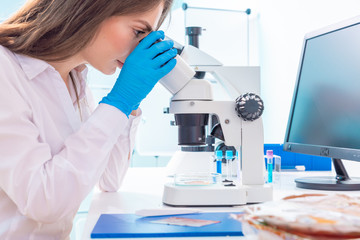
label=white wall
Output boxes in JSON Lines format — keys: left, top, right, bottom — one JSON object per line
{"left": 0, "top": 1, "right": 25, "bottom": 20}
{"left": 164, "top": 0, "right": 259, "bottom": 66}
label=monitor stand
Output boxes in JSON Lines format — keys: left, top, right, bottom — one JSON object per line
{"left": 295, "top": 158, "right": 360, "bottom": 190}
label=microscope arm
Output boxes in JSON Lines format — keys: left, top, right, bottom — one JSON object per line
{"left": 193, "top": 66, "right": 262, "bottom": 99}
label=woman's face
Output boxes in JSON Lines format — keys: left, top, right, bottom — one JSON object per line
{"left": 81, "top": 3, "right": 164, "bottom": 75}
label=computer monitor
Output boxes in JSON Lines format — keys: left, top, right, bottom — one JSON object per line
{"left": 284, "top": 15, "right": 360, "bottom": 191}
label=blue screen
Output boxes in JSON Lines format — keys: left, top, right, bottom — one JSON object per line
{"left": 288, "top": 23, "right": 360, "bottom": 149}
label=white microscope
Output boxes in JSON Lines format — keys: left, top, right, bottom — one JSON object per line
{"left": 159, "top": 28, "right": 272, "bottom": 206}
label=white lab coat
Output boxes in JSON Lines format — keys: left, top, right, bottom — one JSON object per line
{"left": 0, "top": 45, "right": 141, "bottom": 239}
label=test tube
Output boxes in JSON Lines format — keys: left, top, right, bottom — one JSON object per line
{"left": 266, "top": 150, "right": 273, "bottom": 183}
{"left": 224, "top": 150, "right": 233, "bottom": 182}
{"left": 215, "top": 150, "right": 222, "bottom": 175}
{"left": 274, "top": 155, "right": 281, "bottom": 172}
{"left": 236, "top": 150, "right": 242, "bottom": 183}
{"left": 274, "top": 155, "right": 281, "bottom": 187}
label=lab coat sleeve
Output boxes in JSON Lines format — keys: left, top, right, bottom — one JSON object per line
{"left": 82, "top": 82, "right": 142, "bottom": 192}
{"left": 97, "top": 112, "right": 142, "bottom": 192}
{"left": 0, "top": 67, "right": 129, "bottom": 223}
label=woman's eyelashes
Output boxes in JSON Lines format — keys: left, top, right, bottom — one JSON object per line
{"left": 134, "top": 30, "right": 146, "bottom": 38}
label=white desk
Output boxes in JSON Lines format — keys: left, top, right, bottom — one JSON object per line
{"left": 81, "top": 167, "right": 360, "bottom": 240}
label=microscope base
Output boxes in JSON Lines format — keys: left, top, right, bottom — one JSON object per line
{"left": 162, "top": 182, "right": 273, "bottom": 206}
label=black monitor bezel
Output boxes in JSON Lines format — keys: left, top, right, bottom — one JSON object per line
{"left": 283, "top": 16, "right": 360, "bottom": 162}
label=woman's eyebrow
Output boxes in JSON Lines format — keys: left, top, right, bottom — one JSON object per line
{"left": 134, "top": 20, "right": 153, "bottom": 32}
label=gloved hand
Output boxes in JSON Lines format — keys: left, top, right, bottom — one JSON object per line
{"left": 100, "top": 31, "right": 177, "bottom": 117}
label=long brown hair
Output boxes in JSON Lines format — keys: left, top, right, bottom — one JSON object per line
{"left": 0, "top": 0, "right": 173, "bottom": 62}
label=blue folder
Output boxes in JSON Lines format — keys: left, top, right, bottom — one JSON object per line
{"left": 91, "top": 212, "right": 244, "bottom": 238}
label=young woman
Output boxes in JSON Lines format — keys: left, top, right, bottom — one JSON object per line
{"left": 0, "top": 0, "right": 176, "bottom": 239}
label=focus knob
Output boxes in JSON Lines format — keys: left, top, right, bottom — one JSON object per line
{"left": 235, "top": 93, "right": 264, "bottom": 121}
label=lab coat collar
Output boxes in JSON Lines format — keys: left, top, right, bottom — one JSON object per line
{"left": 15, "top": 53, "right": 54, "bottom": 80}
{"left": 14, "top": 53, "right": 88, "bottom": 82}
{"left": 15, "top": 53, "right": 89, "bottom": 102}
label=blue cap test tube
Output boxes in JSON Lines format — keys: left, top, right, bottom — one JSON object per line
{"left": 225, "top": 150, "right": 233, "bottom": 158}
{"left": 215, "top": 150, "right": 222, "bottom": 174}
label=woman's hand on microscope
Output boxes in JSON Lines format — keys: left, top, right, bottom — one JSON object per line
{"left": 100, "top": 31, "right": 177, "bottom": 117}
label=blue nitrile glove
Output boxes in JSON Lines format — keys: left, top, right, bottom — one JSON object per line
{"left": 100, "top": 31, "right": 177, "bottom": 117}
